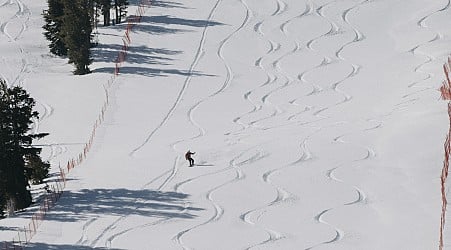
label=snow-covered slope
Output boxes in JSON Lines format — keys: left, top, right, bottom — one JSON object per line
{"left": 1, "top": 0, "right": 451, "bottom": 249}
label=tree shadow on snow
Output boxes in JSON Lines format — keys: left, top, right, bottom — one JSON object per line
{"left": 92, "top": 43, "right": 181, "bottom": 65}
{"left": 151, "top": 0, "right": 190, "bottom": 9}
{"left": 24, "top": 242, "right": 123, "bottom": 250}
{"left": 43, "top": 188, "right": 203, "bottom": 223}
{"left": 141, "top": 15, "right": 223, "bottom": 28}
{"left": 103, "top": 14, "right": 223, "bottom": 35}
{"left": 127, "top": 0, "right": 189, "bottom": 9}
{"left": 0, "top": 225, "right": 20, "bottom": 231}
{"left": 93, "top": 66, "right": 215, "bottom": 78}
{"left": 122, "top": 21, "right": 190, "bottom": 35}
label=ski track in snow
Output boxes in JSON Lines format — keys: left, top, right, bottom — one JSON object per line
{"left": 248, "top": 0, "right": 289, "bottom": 127}
{"left": 376, "top": 0, "right": 449, "bottom": 123}
{"left": 172, "top": 147, "right": 268, "bottom": 250}
{"left": 238, "top": 1, "right": 323, "bottom": 248}
{"left": 314, "top": 1, "right": 369, "bottom": 248}
{"left": 242, "top": 133, "right": 318, "bottom": 250}
{"left": 32, "top": 101, "right": 66, "bottom": 163}
{"left": 0, "top": 0, "right": 58, "bottom": 162}
{"left": 86, "top": 0, "right": 222, "bottom": 243}
{"left": 222, "top": 0, "right": 336, "bottom": 247}
{"left": 12, "top": 0, "right": 450, "bottom": 248}
{"left": 99, "top": 168, "right": 174, "bottom": 248}
{"left": 87, "top": 159, "right": 179, "bottom": 248}
{"left": 129, "top": 0, "right": 224, "bottom": 157}
{"left": 229, "top": 0, "right": 318, "bottom": 136}
{"left": 0, "top": 0, "right": 31, "bottom": 86}
{"left": 307, "top": 133, "right": 374, "bottom": 250}
{"left": 289, "top": 0, "right": 339, "bottom": 116}
{"left": 76, "top": 217, "right": 98, "bottom": 246}
{"left": 96, "top": 0, "right": 246, "bottom": 247}
{"left": 401, "top": 0, "right": 450, "bottom": 106}
{"left": 227, "top": 0, "right": 337, "bottom": 248}
{"left": 170, "top": 1, "right": 257, "bottom": 249}
{"left": 235, "top": 1, "right": 378, "bottom": 249}
{"left": 243, "top": 0, "right": 346, "bottom": 246}
{"left": 226, "top": 0, "right": 284, "bottom": 135}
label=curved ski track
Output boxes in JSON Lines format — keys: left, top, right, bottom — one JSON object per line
{"left": 251, "top": 1, "right": 348, "bottom": 247}
{"left": 129, "top": 0, "right": 224, "bottom": 157}
{"left": 170, "top": 1, "right": 260, "bottom": 249}
{"left": 299, "top": 1, "right": 373, "bottom": 248}
{"left": 402, "top": 0, "right": 449, "bottom": 104}
{"left": 380, "top": 0, "right": 449, "bottom": 127}
{"left": 172, "top": 147, "right": 269, "bottom": 250}
{"left": 242, "top": 132, "right": 318, "bottom": 250}
{"left": 227, "top": 1, "right": 357, "bottom": 249}
{"left": 0, "top": 0, "right": 32, "bottom": 86}
{"left": 84, "top": 158, "right": 180, "bottom": 248}
{"left": 237, "top": 1, "right": 332, "bottom": 248}
{"left": 306, "top": 133, "right": 374, "bottom": 250}
{"left": 80, "top": 0, "right": 226, "bottom": 244}
{"left": 224, "top": 1, "right": 347, "bottom": 248}
{"left": 227, "top": 0, "right": 287, "bottom": 135}
{"left": 229, "top": 0, "right": 320, "bottom": 136}
{"left": 95, "top": 0, "right": 253, "bottom": 248}
{"left": 0, "top": 0, "right": 58, "bottom": 162}
{"left": 24, "top": 0, "right": 449, "bottom": 248}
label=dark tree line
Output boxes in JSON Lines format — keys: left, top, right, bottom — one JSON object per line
{"left": 43, "top": 0, "right": 129, "bottom": 75}
{"left": 0, "top": 79, "right": 49, "bottom": 217}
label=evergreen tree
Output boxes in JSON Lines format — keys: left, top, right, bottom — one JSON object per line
{"left": 0, "top": 193, "right": 5, "bottom": 218}
{"left": 98, "top": 0, "right": 111, "bottom": 26}
{"left": 115, "top": 0, "right": 128, "bottom": 24}
{"left": 0, "top": 79, "right": 48, "bottom": 212}
{"left": 24, "top": 154, "right": 50, "bottom": 185}
{"left": 61, "top": 0, "right": 93, "bottom": 75}
{"left": 42, "top": 0, "right": 67, "bottom": 56}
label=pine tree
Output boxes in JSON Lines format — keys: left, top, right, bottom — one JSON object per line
{"left": 115, "top": 0, "right": 128, "bottom": 24}
{"left": 0, "top": 193, "right": 5, "bottom": 218}
{"left": 61, "top": 0, "right": 93, "bottom": 75}
{"left": 0, "top": 79, "right": 48, "bottom": 212}
{"left": 42, "top": 0, "right": 67, "bottom": 56}
{"left": 25, "top": 154, "right": 50, "bottom": 185}
{"left": 98, "top": 0, "right": 112, "bottom": 26}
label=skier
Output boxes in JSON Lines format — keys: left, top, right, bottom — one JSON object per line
{"left": 185, "top": 150, "right": 195, "bottom": 167}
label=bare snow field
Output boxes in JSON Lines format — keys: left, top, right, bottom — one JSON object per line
{"left": 1, "top": 0, "right": 451, "bottom": 249}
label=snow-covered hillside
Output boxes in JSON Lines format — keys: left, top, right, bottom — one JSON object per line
{"left": 1, "top": 0, "right": 451, "bottom": 249}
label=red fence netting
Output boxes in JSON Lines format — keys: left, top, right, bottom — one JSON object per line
{"left": 2, "top": 1, "right": 152, "bottom": 248}
{"left": 439, "top": 57, "right": 451, "bottom": 250}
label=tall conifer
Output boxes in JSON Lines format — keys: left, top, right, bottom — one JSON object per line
{"left": 98, "top": 0, "right": 112, "bottom": 26}
{"left": 0, "top": 79, "right": 48, "bottom": 212}
{"left": 115, "top": 0, "right": 128, "bottom": 24}
{"left": 61, "top": 0, "right": 93, "bottom": 75}
{"left": 42, "top": 0, "right": 67, "bottom": 56}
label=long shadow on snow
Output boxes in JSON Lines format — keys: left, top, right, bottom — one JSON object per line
{"left": 96, "top": 17, "right": 189, "bottom": 35}
{"left": 25, "top": 242, "right": 123, "bottom": 250}
{"left": 92, "top": 43, "right": 181, "bottom": 65}
{"left": 141, "top": 15, "right": 223, "bottom": 28}
{"left": 0, "top": 226, "right": 20, "bottom": 231}
{"left": 150, "top": 0, "right": 189, "bottom": 9}
{"left": 93, "top": 66, "right": 214, "bottom": 78}
{"left": 127, "top": 0, "right": 188, "bottom": 9}
{"left": 43, "top": 188, "right": 203, "bottom": 222}
{"left": 104, "top": 14, "right": 223, "bottom": 35}
{"left": 124, "top": 21, "right": 190, "bottom": 35}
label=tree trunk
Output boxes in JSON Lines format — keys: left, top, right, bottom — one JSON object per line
{"left": 115, "top": 0, "right": 119, "bottom": 24}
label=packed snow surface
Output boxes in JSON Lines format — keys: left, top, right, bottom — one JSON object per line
{"left": 1, "top": 0, "right": 451, "bottom": 249}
